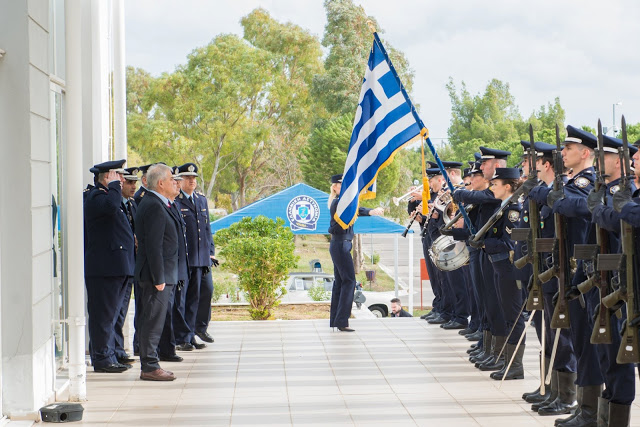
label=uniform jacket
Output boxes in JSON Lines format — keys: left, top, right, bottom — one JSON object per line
{"left": 133, "top": 186, "right": 148, "bottom": 206}
{"left": 83, "top": 181, "right": 135, "bottom": 277}
{"left": 328, "top": 198, "right": 371, "bottom": 240}
{"left": 134, "top": 191, "right": 180, "bottom": 286}
{"left": 169, "top": 202, "right": 190, "bottom": 282}
{"left": 483, "top": 201, "right": 521, "bottom": 255}
{"left": 175, "top": 191, "right": 215, "bottom": 267}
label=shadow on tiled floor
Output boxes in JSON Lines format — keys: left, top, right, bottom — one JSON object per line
{"left": 75, "top": 318, "right": 640, "bottom": 426}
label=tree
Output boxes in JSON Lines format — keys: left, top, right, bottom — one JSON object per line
{"left": 312, "top": 0, "right": 414, "bottom": 116}
{"left": 214, "top": 216, "right": 299, "bottom": 320}
{"left": 446, "top": 78, "right": 567, "bottom": 166}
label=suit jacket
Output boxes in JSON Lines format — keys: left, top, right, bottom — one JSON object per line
{"left": 134, "top": 191, "right": 180, "bottom": 285}
{"left": 83, "top": 182, "right": 135, "bottom": 277}
{"left": 175, "top": 191, "right": 214, "bottom": 267}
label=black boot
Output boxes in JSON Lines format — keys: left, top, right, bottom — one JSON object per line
{"left": 554, "top": 384, "right": 600, "bottom": 426}
{"left": 608, "top": 402, "right": 630, "bottom": 427}
{"left": 597, "top": 397, "right": 608, "bottom": 427}
{"left": 477, "top": 335, "right": 506, "bottom": 371}
{"left": 538, "top": 371, "right": 578, "bottom": 416}
{"left": 533, "top": 370, "right": 559, "bottom": 412}
{"left": 470, "top": 330, "right": 492, "bottom": 363}
{"left": 523, "top": 357, "right": 551, "bottom": 402}
{"left": 555, "top": 385, "right": 582, "bottom": 425}
{"left": 490, "top": 343, "right": 524, "bottom": 380}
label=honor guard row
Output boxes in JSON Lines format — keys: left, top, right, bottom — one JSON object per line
{"left": 409, "top": 121, "right": 640, "bottom": 426}
{"left": 83, "top": 160, "right": 217, "bottom": 381}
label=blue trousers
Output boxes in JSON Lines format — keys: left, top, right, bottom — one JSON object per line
{"left": 330, "top": 239, "right": 356, "bottom": 328}
{"left": 444, "top": 267, "right": 470, "bottom": 325}
{"left": 597, "top": 308, "right": 636, "bottom": 405}
{"left": 478, "top": 251, "right": 507, "bottom": 336}
{"left": 467, "top": 247, "right": 486, "bottom": 331}
{"left": 196, "top": 269, "right": 214, "bottom": 333}
{"left": 492, "top": 257, "right": 525, "bottom": 345}
{"left": 422, "top": 237, "right": 443, "bottom": 314}
{"left": 174, "top": 267, "right": 204, "bottom": 344}
{"left": 85, "top": 275, "right": 129, "bottom": 369}
{"left": 569, "top": 269, "right": 604, "bottom": 387}
{"left": 114, "top": 280, "right": 133, "bottom": 358}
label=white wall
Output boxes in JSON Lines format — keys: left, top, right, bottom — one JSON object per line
{"left": 0, "top": 0, "right": 56, "bottom": 418}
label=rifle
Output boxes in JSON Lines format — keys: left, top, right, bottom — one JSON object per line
{"left": 537, "top": 124, "right": 571, "bottom": 329}
{"left": 511, "top": 125, "right": 543, "bottom": 311}
{"left": 574, "top": 120, "right": 612, "bottom": 344}
{"left": 469, "top": 185, "right": 527, "bottom": 243}
{"left": 602, "top": 116, "right": 640, "bottom": 363}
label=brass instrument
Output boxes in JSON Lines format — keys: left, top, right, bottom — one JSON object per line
{"left": 392, "top": 185, "right": 423, "bottom": 206}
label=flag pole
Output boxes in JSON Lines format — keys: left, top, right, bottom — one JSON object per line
{"left": 366, "top": 23, "right": 475, "bottom": 233}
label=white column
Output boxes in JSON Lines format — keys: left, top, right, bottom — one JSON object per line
{"left": 394, "top": 234, "right": 399, "bottom": 298}
{"left": 408, "top": 231, "right": 414, "bottom": 315}
{"left": 90, "top": 0, "right": 110, "bottom": 162}
{"left": 112, "top": 0, "right": 127, "bottom": 160}
{"left": 65, "top": 0, "right": 87, "bottom": 401}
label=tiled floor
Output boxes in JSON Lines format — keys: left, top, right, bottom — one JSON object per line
{"left": 74, "top": 319, "right": 640, "bottom": 426}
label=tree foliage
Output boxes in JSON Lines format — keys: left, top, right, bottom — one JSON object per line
{"left": 446, "top": 78, "right": 566, "bottom": 166}
{"left": 214, "top": 216, "right": 299, "bottom": 320}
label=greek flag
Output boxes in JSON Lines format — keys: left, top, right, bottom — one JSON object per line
{"left": 334, "top": 38, "right": 422, "bottom": 229}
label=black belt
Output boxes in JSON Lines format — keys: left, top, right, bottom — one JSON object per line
{"left": 331, "top": 235, "right": 352, "bottom": 242}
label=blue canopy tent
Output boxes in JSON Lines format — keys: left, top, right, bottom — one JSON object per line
{"left": 210, "top": 183, "right": 415, "bottom": 307}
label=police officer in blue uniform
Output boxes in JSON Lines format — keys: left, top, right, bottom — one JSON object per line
{"left": 529, "top": 125, "right": 605, "bottom": 426}
{"left": 328, "top": 174, "right": 383, "bottom": 331}
{"left": 421, "top": 168, "right": 456, "bottom": 325}
{"left": 431, "top": 161, "right": 470, "bottom": 330}
{"left": 157, "top": 168, "right": 190, "bottom": 361}
{"left": 524, "top": 142, "right": 578, "bottom": 414}
{"left": 472, "top": 168, "right": 526, "bottom": 380}
{"left": 83, "top": 159, "right": 135, "bottom": 373}
{"left": 113, "top": 167, "right": 139, "bottom": 365}
{"left": 133, "top": 164, "right": 153, "bottom": 206}
{"left": 454, "top": 147, "right": 509, "bottom": 371}
{"left": 588, "top": 135, "right": 638, "bottom": 426}
{"left": 173, "top": 163, "right": 216, "bottom": 349}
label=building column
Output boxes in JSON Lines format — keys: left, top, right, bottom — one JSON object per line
{"left": 65, "top": 0, "right": 87, "bottom": 402}
{"left": 0, "top": 0, "right": 56, "bottom": 418}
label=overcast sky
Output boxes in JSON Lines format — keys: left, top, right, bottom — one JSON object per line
{"left": 125, "top": 0, "right": 640, "bottom": 142}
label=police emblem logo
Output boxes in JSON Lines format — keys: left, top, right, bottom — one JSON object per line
{"left": 286, "top": 195, "right": 320, "bottom": 231}
{"left": 132, "top": 168, "right": 139, "bottom": 175}
{"left": 492, "top": 227, "right": 498, "bottom": 234}
{"left": 610, "top": 185, "right": 620, "bottom": 195}
{"left": 188, "top": 165, "right": 195, "bottom": 172}
{"left": 575, "top": 177, "right": 589, "bottom": 188}
{"left": 508, "top": 210, "right": 520, "bottom": 223}
{"left": 523, "top": 215, "right": 529, "bottom": 223}
{"left": 174, "top": 167, "right": 180, "bottom": 174}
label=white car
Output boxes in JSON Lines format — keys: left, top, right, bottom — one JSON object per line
{"left": 286, "top": 272, "right": 400, "bottom": 318}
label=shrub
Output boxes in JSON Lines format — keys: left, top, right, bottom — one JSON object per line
{"left": 308, "top": 284, "right": 330, "bottom": 301}
{"left": 214, "top": 216, "right": 299, "bottom": 320}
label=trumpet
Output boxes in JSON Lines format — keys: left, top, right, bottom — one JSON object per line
{"left": 392, "top": 185, "right": 423, "bottom": 206}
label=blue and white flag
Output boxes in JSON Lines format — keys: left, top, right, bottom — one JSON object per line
{"left": 334, "top": 38, "right": 422, "bottom": 229}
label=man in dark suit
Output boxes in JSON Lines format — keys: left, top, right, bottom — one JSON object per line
{"left": 390, "top": 298, "right": 413, "bottom": 318}
{"left": 133, "top": 164, "right": 152, "bottom": 206}
{"left": 134, "top": 163, "right": 181, "bottom": 381}
{"left": 84, "top": 159, "right": 135, "bottom": 373}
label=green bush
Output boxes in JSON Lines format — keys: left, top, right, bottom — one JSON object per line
{"left": 308, "top": 284, "right": 330, "bottom": 301}
{"left": 211, "top": 279, "right": 244, "bottom": 303}
{"left": 214, "top": 216, "right": 299, "bottom": 320}
{"left": 370, "top": 253, "right": 380, "bottom": 264}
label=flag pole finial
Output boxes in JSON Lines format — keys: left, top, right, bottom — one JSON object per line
{"left": 366, "top": 20, "right": 377, "bottom": 34}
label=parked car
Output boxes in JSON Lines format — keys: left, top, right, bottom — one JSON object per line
{"left": 286, "top": 272, "right": 398, "bottom": 318}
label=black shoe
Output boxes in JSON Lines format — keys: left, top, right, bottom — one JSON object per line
{"left": 176, "top": 342, "right": 195, "bottom": 351}
{"left": 459, "top": 327, "right": 475, "bottom": 335}
{"left": 443, "top": 321, "right": 468, "bottom": 330}
{"left": 94, "top": 363, "right": 128, "bottom": 373}
{"left": 159, "top": 354, "right": 184, "bottom": 362}
{"left": 440, "top": 320, "right": 453, "bottom": 328}
{"left": 117, "top": 362, "right": 133, "bottom": 370}
{"left": 420, "top": 313, "right": 429, "bottom": 319}
{"left": 427, "top": 316, "right": 448, "bottom": 324}
{"left": 338, "top": 327, "right": 355, "bottom": 332}
{"left": 117, "top": 356, "right": 135, "bottom": 364}
{"left": 191, "top": 341, "right": 207, "bottom": 350}
{"left": 465, "top": 330, "right": 482, "bottom": 341}
{"left": 196, "top": 331, "right": 214, "bottom": 343}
